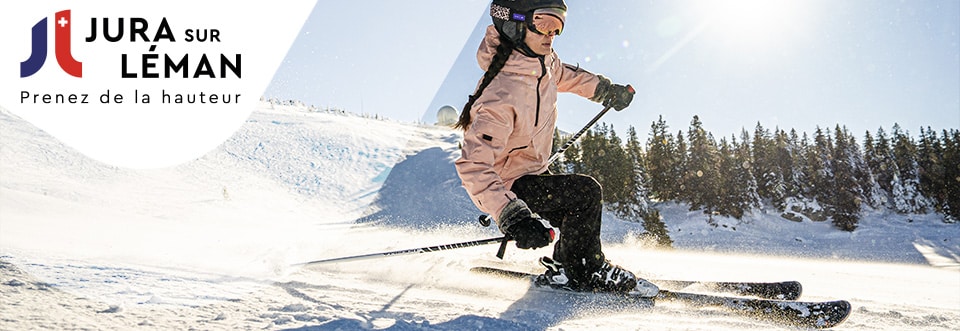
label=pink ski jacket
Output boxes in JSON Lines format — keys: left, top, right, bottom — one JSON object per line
{"left": 455, "top": 25, "right": 603, "bottom": 224}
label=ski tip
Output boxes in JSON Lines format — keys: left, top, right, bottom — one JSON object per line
{"left": 785, "top": 280, "right": 803, "bottom": 300}
{"left": 806, "top": 299, "right": 852, "bottom": 329}
{"left": 829, "top": 300, "right": 853, "bottom": 327}
{"left": 783, "top": 280, "right": 803, "bottom": 301}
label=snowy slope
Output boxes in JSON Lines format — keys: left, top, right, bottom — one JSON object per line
{"left": 1, "top": 102, "right": 958, "bottom": 330}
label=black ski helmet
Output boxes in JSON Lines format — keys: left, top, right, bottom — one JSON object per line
{"left": 490, "top": 0, "right": 567, "bottom": 45}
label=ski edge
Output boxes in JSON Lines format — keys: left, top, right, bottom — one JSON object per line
{"left": 650, "top": 279, "right": 802, "bottom": 301}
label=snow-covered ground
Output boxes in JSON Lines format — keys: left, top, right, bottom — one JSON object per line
{"left": 1, "top": 102, "right": 958, "bottom": 330}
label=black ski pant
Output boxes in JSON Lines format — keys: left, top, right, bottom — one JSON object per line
{"left": 511, "top": 173, "right": 605, "bottom": 280}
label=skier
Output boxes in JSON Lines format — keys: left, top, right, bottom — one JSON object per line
{"left": 454, "top": 0, "right": 643, "bottom": 293}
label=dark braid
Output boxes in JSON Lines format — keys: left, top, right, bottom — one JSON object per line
{"left": 453, "top": 35, "right": 516, "bottom": 130}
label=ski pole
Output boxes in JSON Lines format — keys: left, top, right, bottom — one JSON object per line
{"left": 547, "top": 105, "right": 611, "bottom": 165}
{"left": 546, "top": 84, "right": 634, "bottom": 165}
{"left": 292, "top": 235, "right": 507, "bottom": 266}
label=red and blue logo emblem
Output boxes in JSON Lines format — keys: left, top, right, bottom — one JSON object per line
{"left": 20, "top": 10, "right": 83, "bottom": 78}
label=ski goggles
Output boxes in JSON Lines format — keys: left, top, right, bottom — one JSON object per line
{"left": 528, "top": 8, "right": 565, "bottom": 36}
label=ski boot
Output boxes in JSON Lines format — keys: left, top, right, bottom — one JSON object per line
{"left": 534, "top": 256, "right": 659, "bottom": 296}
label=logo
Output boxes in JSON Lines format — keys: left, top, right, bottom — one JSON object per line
{"left": 20, "top": 10, "right": 83, "bottom": 78}
{"left": 2, "top": 1, "right": 314, "bottom": 168}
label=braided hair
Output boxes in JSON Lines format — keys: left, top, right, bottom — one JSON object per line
{"left": 453, "top": 35, "right": 517, "bottom": 131}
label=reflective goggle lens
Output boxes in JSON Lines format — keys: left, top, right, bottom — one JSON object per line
{"left": 530, "top": 9, "right": 564, "bottom": 36}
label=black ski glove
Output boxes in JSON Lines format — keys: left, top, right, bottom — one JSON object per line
{"left": 498, "top": 199, "right": 554, "bottom": 249}
{"left": 591, "top": 75, "right": 635, "bottom": 111}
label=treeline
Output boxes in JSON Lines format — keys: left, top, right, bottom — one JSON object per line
{"left": 550, "top": 115, "right": 960, "bottom": 243}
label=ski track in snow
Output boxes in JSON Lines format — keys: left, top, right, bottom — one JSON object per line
{"left": 1, "top": 103, "right": 959, "bottom": 330}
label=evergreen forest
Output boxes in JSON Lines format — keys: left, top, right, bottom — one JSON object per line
{"left": 549, "top": 116, "right": 960, "bottom": 246}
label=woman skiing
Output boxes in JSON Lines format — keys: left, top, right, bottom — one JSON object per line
{"left": 454, "top": 0, "right": 643, "bottom": 293}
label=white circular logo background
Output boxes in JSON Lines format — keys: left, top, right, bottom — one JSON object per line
{"left": 0, "top": 1, "right": 315, "bottom": 168}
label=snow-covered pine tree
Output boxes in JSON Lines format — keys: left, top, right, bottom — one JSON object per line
{"left": 716, "top": 135, "right": 761, "bottom": 219}
{"left": 752, "top": 123, "right": 775, "bottom": 201}
{"left": 786, "top": 129, "right": 806, "bottom": 200}
{"left": 891, "top": 124, "right": 930, "bottom": 214}
{"left": 676, "top": 130, "right": 689, "bottom": 201}
{"left": 916, "top": 127, "right": 945, "bottom": 213}
{"left": 717, "top": 137, "right": 739, "bottom": 218}
{"left": 830, "top": 126, "right": 863, "bottom": 231}
{"left": 847, "top": 130, "right": 875, "bottom": 212}
{"left": 736, "top": 131, "right": 763, "bottom": 216}
{"left": 861, "top": 130, "right": 888, "bottom": 209}
{"left": 871, "top": 127, "right": 899, "bottom": 206}
{"left": 798, "top": 127, "right": 834, "bottom": 222}
{"left": 942, "top": 129, "right": 960, "bottom": 222}
{"left": 779, "top": 130, "right": 812, "bottom": 220}
{"left": 768, "top": 129, "right": 793, "bottom": 210}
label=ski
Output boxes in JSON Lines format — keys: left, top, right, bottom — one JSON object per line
{"left": 472, "top": 266, "right": 800, "bottom": 300}
{"left": 471, "top": 266, "right": 850, "bottom": 329}
{"left": 655, "top": 290, "right": 850, "bottom": 329}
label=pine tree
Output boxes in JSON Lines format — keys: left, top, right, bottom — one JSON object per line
{"left": 646, "top": 116, "right": 679, "bottom": 202}
{"left": 627, "top": 126, "right": 672, "bottom": 247}
{"left": 716, "top": 136, "right": 760, "bottom": 218}
{"left": 848, "top": 130, "right": 875, "bottom": 211}
{"left": 549, "top": 129, "right": 566, "bottom": 174}
{"left": 577, "top": 124, "right": 633, "bottom": 212}
{"left": 684, "top": 116, "right": 721, "bottom": 213}
{"left": 602, "top": 125, "right": 634, "bottom": 212}
{"left": 796, "top": 132, "right": 814, "bottom": 198}
{"left": 861, "top": 130, "right": 887, "bottom": 209}
{"left": 779, "top": 131, "right": 819, "bottom": 222}
{"left": 579, "top": 125, "right": 605, "bottom": 182}
{"left": 641, "top": 209, "right": 674, "bottom": 247}
{"left": 752, "top": 123, "right": 775, "bottom": 201}
{"left": 871, "top": 127, "right": 899, "bottom": 204}
{"left": 768, "top": 129, "right": 792, "bottom": 210}
{"left": 891, "top": 124, "right": 929, "bottom": 213}
{"left": 800, "top": 127, "right": 833, "bottom": 222}
{"left": 676, "top": 130, "right": 689, "bottom": 202}
{"left": 830, "top": 126, "right": 862, "bottom": 231}
{"left": 716, "top": 137, "right": 738, "bottom": 217}
{"left": 562, "top": 138, "right": 584, "bottom": 174}
{"left": 782, "top": 130, "right": 808, "bottom": 210}
{"left": 624, "top": 126, "right": 651, "bottom": 216}
{"left": 917, "top": 127, "right": 945, "bottom": 213}
{"left": 735, "top": 132, "right": 763, "bottom": 216}
{"left": 941, "top": 129, "right": 960, "bottom": 222}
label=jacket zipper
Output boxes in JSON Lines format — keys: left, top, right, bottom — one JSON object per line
{"left": 534, "top": 56, "right": 547, "bottom": 127}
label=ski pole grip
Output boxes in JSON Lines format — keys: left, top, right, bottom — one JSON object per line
{"left": 496, "top": 235, "right": 510, "bottom": 259}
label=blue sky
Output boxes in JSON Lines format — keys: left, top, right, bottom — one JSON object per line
{"left": 266, "top": 0, "right": 959, "bottom": 141}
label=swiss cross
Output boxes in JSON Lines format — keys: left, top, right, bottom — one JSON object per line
{"left": 57, "top": 16, "right": 69, "bottom": 28}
